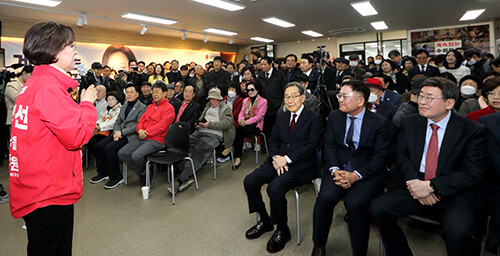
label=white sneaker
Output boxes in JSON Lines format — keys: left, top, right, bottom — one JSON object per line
{"left": 244, "top": 142, "right": 252, "bottom": 149}
{"left": 217, "top": 155, "right": 231, "bottom": 163}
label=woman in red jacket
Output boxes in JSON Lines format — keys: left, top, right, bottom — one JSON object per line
{"left": 467, "top": 77, "right": 500, "bottom": 121}
{"left": 9, "top": 22, "right": 97, "bottom": 255}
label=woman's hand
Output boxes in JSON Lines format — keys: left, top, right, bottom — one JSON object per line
{"left": 80, "top": 84, "right": 97, "bottom": 103}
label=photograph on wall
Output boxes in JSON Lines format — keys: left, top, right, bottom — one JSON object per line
{"left": 410, "top": 24, "right": 490, "bottom": 56}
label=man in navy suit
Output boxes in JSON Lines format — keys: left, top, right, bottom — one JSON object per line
{"left": 243, "top": 83, "right": 323, "bottom": 253}
{"left": 408, "top": 49, "right": 440, "bottom": 80}
{"left": 373, "top": 72, "right": 402, "bottom": 107}
{"left": 371, "top": 77, "right": 488, "bottom": 256}
{"left": 311, "top": 80, "right": 392, "bottom": 256}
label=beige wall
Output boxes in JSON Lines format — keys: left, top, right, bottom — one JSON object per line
{"left": 1, "top": 17, "right": 242, "bottom": 56}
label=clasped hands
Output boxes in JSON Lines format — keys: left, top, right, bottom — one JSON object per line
{"left": 273, "top": 155, "right": 288, "bottom": 176}
{"left": 333, "top": 170, "right": 360, "bottom": 189}
{"left": 406, "top": 180, "right": 440, "bottom": 206}
{"left": 195, "top": 120, "right": 209, "bottom": 129}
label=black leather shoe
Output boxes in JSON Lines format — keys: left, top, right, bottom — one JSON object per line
{"left": 311, "top": 246, "right": 326, "bottom": 256}
{"left": 245, "top": 220, "right": 273, "bottom": 239}
{"left": 266, "top": 229, "right": 291, "bottom": 253}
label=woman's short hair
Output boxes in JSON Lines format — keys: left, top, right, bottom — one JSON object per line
{"left": 23, "top": 21, "right": 75, "bottom": 65}
{"left": 481, "top": 77, "right": 500, "bottom": 99}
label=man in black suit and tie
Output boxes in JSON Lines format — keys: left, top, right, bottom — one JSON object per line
{"left": 257, "top": 56, "right": 286, "bottom": 146}
{"left": 408, "top": 49, "right": 440, "bottom": 80}
{"left": 299, "top": 55, "right": 320, "bottom": 93}
{"left": 333, "top": 57, "right": 354, "bottom": 87}
{"left": 243, "top": 83, "right": 323, "bottom": 253}
{"left": 311, "top": 80, "right": 392, "bottom": 256}
{"left": 371, "top": 77, "right": 488, "bottom": 256}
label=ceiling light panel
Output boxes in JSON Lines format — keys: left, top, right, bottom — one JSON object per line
{"left": 121, "top": 12, "right": 177, "bottom": 25}
{"left": 459, "top": 9, "right": 486, "bottom": 21}
{"left": 302, "top": 30, "right": 323, "bottom": 38}
{"left": 262, "top": 17, "right": 295, "bottom": 28}
{"left": 192, "top": 0, "right": 245, "bottom": 11}
{"left": 251, "top": 37, "right": 274, "bottom": 43}
{"left": 203, "top": 28, "right": 238, "bottom": 36}
{"left": 371, "top": 21, "right": 388, "bottom": 30}
{"left": 350, "top": 1, "right": 378, "bottom": 16}
{"left": 12, "top": 0, "right": 62, "bottom": 7}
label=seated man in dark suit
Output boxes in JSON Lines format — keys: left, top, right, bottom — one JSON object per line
{"left": 166, "top": 83, "right": 182, "bottom": 114}
{"left": 243, "top": 83, "right": 323, "bottom": 253}
{"left": 174, "top": 84, "right": 200, "bottom": 133}
{"left": 373, "top": 72, "right": 402, "bottom": 107}
{"left": 478, "top": 112, "right": 500, "bottom": 252}
{"left": 365, "top": 78, "right": 398, "bottom": 122}
{"left": 371, "top": 77, "right": 488, "bottom": 256}
{"left": 408, "top": 49, "right": 440, "bottom": 80}
{"left": 311, "top": 80, "right": 392, "bottom": 256}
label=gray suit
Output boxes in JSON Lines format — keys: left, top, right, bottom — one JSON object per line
{"left": 95, "top": 100, "right": 146, "bottom": 180}
{"left": 114, "top": 101, "right": 147, "bottom": 145}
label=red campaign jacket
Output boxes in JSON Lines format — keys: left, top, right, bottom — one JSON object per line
{"left": 136, "top": 99, "right": 175, "bottom": 144}
{"left": 9, "top": 65, "right": 96, "bottom": 218}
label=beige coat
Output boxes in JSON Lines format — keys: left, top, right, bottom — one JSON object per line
{"left": 5, "top": 78, "right": 23, "bottom": 125}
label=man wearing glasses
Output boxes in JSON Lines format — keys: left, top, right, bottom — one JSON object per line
{"left": 243, "top": 83, "right": 322, "bottom": 253}
{"left": 311, "top": 80, "right": 392, "bottom": 256}
{"left": 371, "top": 77, "right": 488, "bottom": 256}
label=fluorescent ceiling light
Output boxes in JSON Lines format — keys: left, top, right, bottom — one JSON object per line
{"left": 12, "top": 0, "right": 62, "bottom": 7}
{"left": 351, "top": 1, "right": 378, "bottom": 16}
{"left": 121, "top": 12, "right": 177, "bottom": 25}
{"left": 302, "top": 30, "right": 323, "bottom": 38}
{"left": 251, "top": 37, "right": 274, "bottom": 43}
{"left": 262, "top": 17, "right": 295, "bottom": 28}
{"left": 192, "top": 0, "right": 245, "bottom": 11}
{"left": 459, "top": 9, "right": 486, "bottom": 21}
{"left": 203, "top": 28, "right": 238, "bottom": 36}
{"left": 371, "top": 21, "right": 388, "bottom": 30}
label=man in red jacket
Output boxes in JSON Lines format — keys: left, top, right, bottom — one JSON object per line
{"left": 10, "top": 22, "right": 97, "bottom": 255}
{"left": 118, "top": 81, "right": 175, "bottom": 186}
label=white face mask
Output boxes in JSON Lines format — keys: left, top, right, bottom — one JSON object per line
{"left": 374, "top": 59, "right": 382, "bottom": 65}
{"left": 467, "top": 59, "right": 477, "bottom": 65}
{"left": 368, "top": 93, "right": 379, "bottom": 103}
{"left": 349, "top": 61, "right": 358, "bottom": 67}
{"left": 189, "top": 74, "right": 195, "bottom": 77}
{"left": 227, "top": 91, "right": 237, "bottom": 98}
{"left": 460, "top": 85, "right": 477, "bottom": 96}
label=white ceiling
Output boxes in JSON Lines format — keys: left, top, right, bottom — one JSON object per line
{"left": 1, "top": 0, "right": 500, "bottom": 45}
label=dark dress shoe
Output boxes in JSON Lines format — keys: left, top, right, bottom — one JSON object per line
{"left": 311, "top": 246, "right": 326, "bottom": 256}
{"left": 245, "top": 220, "right": 273, "bottom": 239}
{"left": 266, "top": 229, "right": 291, "bottom": 253}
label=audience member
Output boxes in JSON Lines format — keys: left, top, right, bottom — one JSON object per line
{"left": 373, "top": 73, "right": 402, "bottom": 106}
{"left": 139, "top": 81, "right": 153, "bottom": 106}
{"left": 244, "top": 83, "right": 322, "bottom": 253}
{"left": 118, "top": 81, "right": 175, "bottom": 186}
{"left": 168, "top": 88, "right": 234, "bottom": 194}
{"left": 388, "top": 49, "right": 402, "bottom": 67}
{"left": 174, "top": 84, "right": 201, "bottom": 133}
{"left": 381, "top": 59, "right": 410, "bottom": 94}
{"left": 439, "top": 49, "right": 471, "bottom": 82}
{"left": 283, "top": 54, "right": 301, "bottom": 83}
{"left": 402, "top": 56, "right": 417, "bottom": 77}
{"left": 465, "top": 48, "right": 492, "bottom": 79}
{"left": 333, "top": 57, "right": 352, "bottom": 86}
{"left": 166, "top": 60, "right": 182, "bottom": 84}
{"left": 457, "top": 76, "right": 484, "bottom": 116}
{"left": 278, "top": 74, "right": 318, "bottom": 114}
{"left": 218, "top": 82, "right": 245, "bottom": 163}
{"left": 408, "top": 49, "right": 440, "bottom": 80}
{"left": 300, "top": 55, "right": 320, "bottom": 92}
{"left": 232, "top": 82, "right": 268, "bottom": 168}
{"left": 95, "top": 85, "right": 108, "bottom": 121}
{"left": 174, "top": 81, "right": 185, "bottom": 101}
{"left": 91, "top": 83, "right": 146, "bottom": 188}
{"left": 393, "top": 76, "right": 427, "bottom": 130}
{"left": 240, "top": 66, "right": 256, "bottom": 95}
{"left": 491, "top": 57, "right": 500, "bottom": 73}
{"left": 347, "top": 54, "right": 366, "bottom": 80}
{"left": 179, "top": 65, "right": 189, "bottom": 84}
{"left": 5, "top": 65, "right": 33, "bottom": 132}
{"left": 206, "top": 56, "right": 231, "bottom": 94}
{"left": 368, "top": 54, "right": 383, "bottom": 74}
{"left": 311, "top": 80, "right": 391, "bottom": 256}
{"left": 371, "top": 77, "right": 488, "bottom": 256}
{"left": 148, "top": 63, "right": 169, "bottom": 85}
{"left": 365, "top": 78, "right": 398, "bottom": 122}
{"left": 466, "top": 77, "right": 500, "bottom": 121}
{"left": 257, "top": 56, "right": 286, "bottom": 146}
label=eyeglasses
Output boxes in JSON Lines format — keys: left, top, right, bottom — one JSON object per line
{"left": 284, "top": 94, "right": 302, "bottom": 101}
{"left": 336, "top": 93, "right": 361, "bottom": 100}
{"left": 247, "top": 88, "right": 256, "bottom": 92}
{"left": 487, "top": 91, "right": 500, "bottom": 97}
{"left": 416, "top": 93, "right": 444, "bottom": 103}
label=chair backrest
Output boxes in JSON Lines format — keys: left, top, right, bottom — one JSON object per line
{"left": 166, "top": 121, "right": 191, "bottom": 154}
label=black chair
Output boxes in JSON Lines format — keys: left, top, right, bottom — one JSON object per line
{"left": 145, "top": 121, "right": 198, "bottom": 205}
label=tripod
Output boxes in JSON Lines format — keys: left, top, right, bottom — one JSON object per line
{"left": 312, "top": 46, "right": 334, "bottom": 118}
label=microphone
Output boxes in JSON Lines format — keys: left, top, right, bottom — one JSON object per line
{"left": 76, "top": 63, "right": 87, "bottom": 77}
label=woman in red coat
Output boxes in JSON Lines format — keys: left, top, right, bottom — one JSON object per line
{"left": 9, "top": 22, "right": 97, "bottom": 255}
